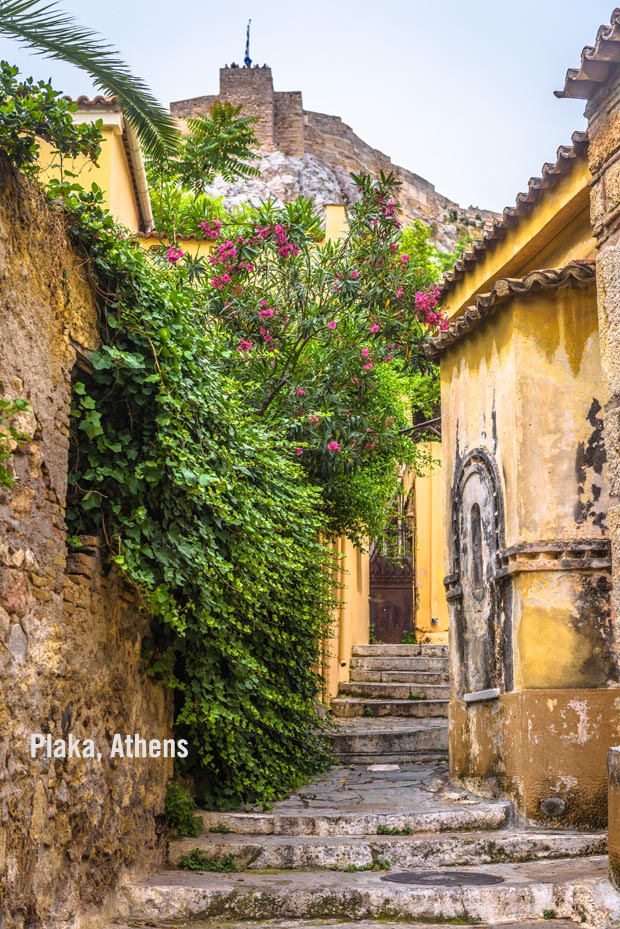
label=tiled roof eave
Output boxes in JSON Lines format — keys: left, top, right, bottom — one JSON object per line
{"left": 438, "top": 132, "right": 588, "bottom": 300}
{"left": 426, "top": 260, "right": 596, "bottom": 359}
{"left": 557, "top": 9, "right": 620, "bottom": 101}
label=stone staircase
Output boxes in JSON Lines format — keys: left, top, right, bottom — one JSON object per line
{"left": 330, "top": 643, "right": 449, "bottom": 763}
{"left": 113, "top": 760, "right": 614, "bottom": 928}
{"left": 110, "top": 642, "right": 617, "bottom": 929}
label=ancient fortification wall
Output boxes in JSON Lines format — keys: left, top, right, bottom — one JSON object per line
{"left": 171, "top": 67, "right": 487, "bottom": 235}
{"left": 0, "top": 159, "right": 172, "bottom": 929}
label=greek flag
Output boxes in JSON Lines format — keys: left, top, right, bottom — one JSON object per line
{"left": 244, "top": 20, "right": 252, "bottom": 68}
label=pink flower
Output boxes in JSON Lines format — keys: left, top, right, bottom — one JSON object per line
{"left": 369, "top": 324, "right": 380, "bottom": 334}
{"left": 333, "top": 284, "right": 340, "bottom": 292}
{"left": 220, "top": 273, "right": 231, "bottom": 284}
{"left": 166, "top": 246, "right": 184, "bottom": 263}
{"left": 259, "top": 328, "right": 273, "bottom": 343}
{"left": 259, "top": 308, "right": 274, "bottom": 319}
{"left": 395, "top": 288, "right": 404, "bottom": 299}
{"left": 386, "top": 355, "right": 393, "bottom": 362}
{"left": 363, "top": 362, "right": 374, "bottom": 370}
{"left": 327, "top": 441, "right": 341, "bottom": 452}
{"left": 309, "top": 414, "right": 319, "bottom": 424}
{"left": 327, "top": 321, "right": 337, "bottom": 330}
{"left": 440, "top": 320, "right": 450, "bottom": 331}
{"left": 296, "top": 388, "right": 306, "bottom": 396}
{"left": 390, "top": 243, "right": 398, "bottom": 251}
{"left": 401, "top": 254, "right": 409, "bottom": 264}
{"left": 237, "top": 339, "right": 253, "bottom": 352}
{"left": 295, "top": 448, "right": 304, "bottom": 457}
{"left": 361, "top": 348, "right": 370, "bottom": 357}
{"left": 351, "top": 269, "right": 360, "bottom": 279}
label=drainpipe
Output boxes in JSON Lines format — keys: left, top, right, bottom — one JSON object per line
{"left": 124, "top": 123, "right": 155, "bottom": 233}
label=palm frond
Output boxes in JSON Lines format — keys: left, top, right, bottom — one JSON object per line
{"left": 0, "top": 0, "right": 179, "bottom": 161}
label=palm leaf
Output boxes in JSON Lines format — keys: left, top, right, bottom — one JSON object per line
{"left": 0, "top": 0, "right": 179, "bottom": 161}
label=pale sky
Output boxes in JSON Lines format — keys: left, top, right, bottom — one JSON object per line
{"left": 1, "top": 0, "right": 614, "bottom": 212}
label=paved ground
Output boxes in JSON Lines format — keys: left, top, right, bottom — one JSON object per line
{"left": 252, "top": 758, "right": 477, "bottom": 814}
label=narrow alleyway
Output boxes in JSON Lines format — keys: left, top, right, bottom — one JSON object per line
{"left": 109, "top": 647, "right": 618, "bottom": 929}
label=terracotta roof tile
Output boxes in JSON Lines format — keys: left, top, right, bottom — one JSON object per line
{"left": 427, "top": 259, "right": 596, "bottom": 358}
{"left": 438, "top": 132, "right": 588, "bottom": 300}
{"left": 63, "top": 95, "right": 119, "bottom": 109}
{"left": 556, "top": 9, "right": 620, "bottom": 100}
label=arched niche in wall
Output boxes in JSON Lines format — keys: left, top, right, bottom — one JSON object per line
{"left": 445, "top": 449, "right": 513, "bottom": 701}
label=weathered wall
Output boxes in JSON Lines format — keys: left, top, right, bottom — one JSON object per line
{"left": 0, "top": 160, "right": 172, "bottom": 928}
{"left": 322, "top": 537, "right": 370, "bottom": 701}
{"left": 440, "top": 281, "right": 616, "bottom": 826}
{"left": 413, "top": 444, "right": 449, "bottom": 644}
{"left": 585, "top": 69, "right": 620, "bottom": 655}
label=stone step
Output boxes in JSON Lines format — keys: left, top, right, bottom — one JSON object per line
{"left": 111, "top": 919, "right": 582, "bottom": 929}
{"left": 349, "top": 669, "right": 450, "bottom": 684}
{"left": 197, "top": 799, "right": 511, "bottom": 837}
{"left": 331, "top": 719, "right": 448, "bottom": 759}
{"left": 339, "top": 682, "right": 451, "bottom": 700}
{"left": 121, "top": 856, "right": 610, "bottom": 925}
{"left": 169, "top": 829, "right": 607, "bottom": 871}
{"left": 350, "top": 657, "right": 449, "bottom": 672}
{"left": 352, "top": 644, "right": 449, "bottom": 658}
{"left": 330, "top": 698, "right": 449, "bottom": 719}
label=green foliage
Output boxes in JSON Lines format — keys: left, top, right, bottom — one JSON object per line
{"left": 165, "top": 782, "right": 202, "bottom": 837}
{"left": 178, "top": 849, "right": 238, "bottom": 872}
{"left": 376, "top": 824, "right": 413, "bottom": 835}
{"left": 0, "top": 396, "right": 31, "bottom": 487}
{"left": 408, "top": 692, "right": 427, "bottom": 701}
{"left": 338, "top": 859, "right": 390, "bottom": 872}
{"left": 147, "top": 101, "right": 260, "bottom": 239}
{"left": 401, "top": 631, "right": 417, "bottom": 645}
{"left": 0, "top": 0, "right": 178, "bottom": 161}
{"left": 175, "top": 103, "right": 261, "bottom": 193}
{"left": 208, "top": 823, "right": 231, "bottom": 834}
{"left": 0, "top": 62, "right": 101, "bottom": 173}
{"left": 54, "top": 181, "right": 334, "bottom": 808}
{"left": 542, "top": 910, "right": 556, "bottom": 921}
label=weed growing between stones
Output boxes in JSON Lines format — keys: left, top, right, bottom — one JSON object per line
{"left": 178, "top": 849, "right": 238, "bottom": 872}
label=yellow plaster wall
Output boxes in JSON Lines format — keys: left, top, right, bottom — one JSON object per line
{"left": 38, "top": 125, "right": 140, "bottom": 233}
{"left": 440, "top": 307, "right": 519, "bottom": 556}
{"left": 413, "top": 444, "right": 449, "bottom": 643}
{"left": 513, "top": 285, "right": 608, "bottom": 542}
{"left": 322, "top": 536, "right": 370, "bottom": 701}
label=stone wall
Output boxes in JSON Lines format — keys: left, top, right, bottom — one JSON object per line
{"left": 0, "top": 158, "right": 173, "bottom": 929}
{"left": 170, "top": 67, "right": 492, "bottom": 243}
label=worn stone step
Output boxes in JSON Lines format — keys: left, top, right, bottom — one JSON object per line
{"left": 120, "top": 856, "right": 610, "bottom": 924}
{"left": 330, "top": 698, "right": 449, "bottom": 719}
{"left": 349, "top": 669, "right": 449, "bottom": 685}
{"left": 336, "top": 752, "right": 449, "bottom": 764}
{"left": 352, "top": 644, "right": 448, "bottom": 658}
{"left": 110, "top": 919, "right": 582, "bottom": 929}
{"left": 169, "top": 829, "right": 607, "bottom": 871}
{"left": 197, "top": 800, "right": 511, "bottom": 837}
{"left": 339, "top": 682, "right": 450, "bottom": 700}
{"left": 350, "top": 656, "right": 449, "bottom": 673}
{"left": 331, "top": 719, "right": 448, "bottom": 757}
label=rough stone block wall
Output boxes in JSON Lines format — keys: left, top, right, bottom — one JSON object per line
{"left": 0, "top": 158, "right": 173, "bottom": 929}
{"left": 218, "top": 66, "right": 275, "bottom": 149}
{"left": 169, "top": 94, "right": 218, "bottom": 119}
{"left": 274, "top": 91, "right": 304, "bottom": 157}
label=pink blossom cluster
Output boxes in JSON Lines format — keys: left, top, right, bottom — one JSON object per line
{"left": 254, "top": 223, "right": 300, "bottom": 259}
{"left": 415, "top": 288, "right": 450, "bottom": 330}
{"left": 166, "top": 246, "right": 184, "bottom": 263}
{"left": 199, "top": 220, "right": 222, "bottom": 240}
{"left": 210, "top": 238, "right": 253, "bottom": 290}
{"left": 237, "top": 339, "right": 253, "bottom": 353}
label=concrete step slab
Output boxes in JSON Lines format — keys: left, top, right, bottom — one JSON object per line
{"left": 350, "top": 657, "right": 449, "bottom": 672}
{"left": 349, "top": 670, "right": 449, "bottom": 684}
{"left": 197, "top": 800, "right": 511, "bottom": 837}
{"left": 352, "top": 645, "right": 449, "bottom": 658}
{"left": 120, "top": 856, "right": 612, "bottom": 925}
{"left": 169, "top": 830, "right": 607, "bottom": 871}
{"left": 330, "top": 699, "right": 449, "bottom": 719}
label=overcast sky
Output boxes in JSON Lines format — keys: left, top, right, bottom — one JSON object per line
{"left": 2, "top": 1, "right": 615, "bottom": 212}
